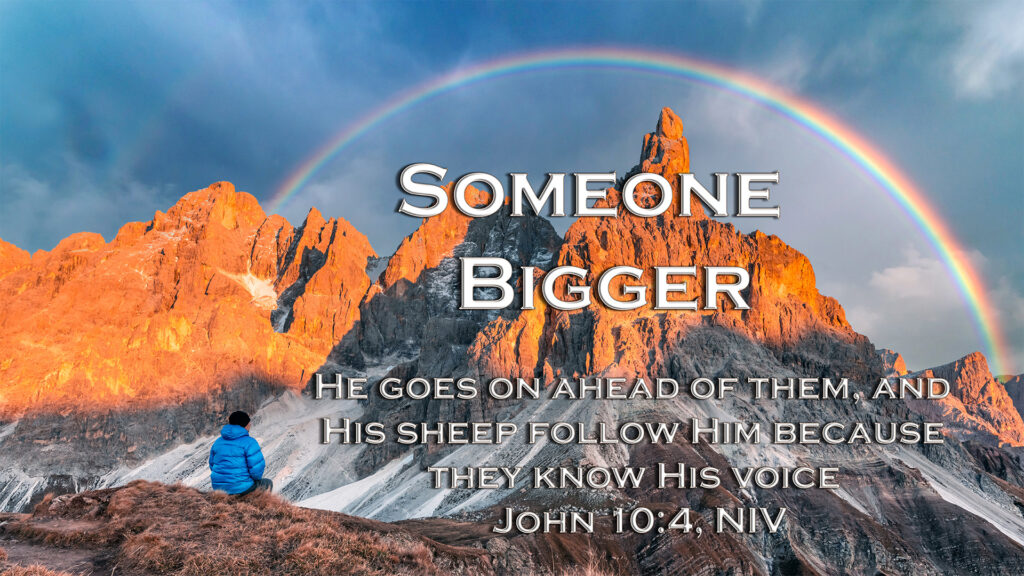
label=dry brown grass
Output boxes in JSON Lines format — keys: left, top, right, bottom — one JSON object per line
{"left": 4, "top": 481, "right": 488, "bottom": 576}
{"left": 558, "top": 548, "right": 615, "bottom": 576}
{"left": 560, "top": 565, "right": 614, "bottom": 576}
{"left": 0, "top": 566, "right": 76, "bottom": 576}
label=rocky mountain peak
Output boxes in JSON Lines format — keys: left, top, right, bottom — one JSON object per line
{"left": 302, "top": 205, "right": 327, "bottom": 230}
{"left": 1001, "top": 373, "right": 1024, "bottom": 422}
{"left": 378, "top": 183, "right": 497, "bottom": 291}
{"left": 156, "top": 181, "right": 268, "bottom": 233}
{"left": 908, "top": 351, "right": 1024, "bottom": 446}
{"left": 471, "top": 109, "right": 869, "bottom": 382}
{"left": 331, "top": 178, "right": 562, "bottom": 377}
{"left": 0, "top": 238, "right": 30, "bottom": 280}
{"left": 0, "top": 182, "right": 373, "bottom": 418}
{"left": 878, "top": 348, "right": 908, "bottom": 377}
{"left": 656, "top": 106, "right": 684, "bottom": 140}
{"left": 638, "top": 107, "right": 692, "bottom": 212}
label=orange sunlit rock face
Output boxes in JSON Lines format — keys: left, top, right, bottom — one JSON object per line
{"left": 469, "top": 107, "right": 872, "bottom": 381}
{"left": 379, "top": 183, "right": 492, "bottom": 291}
{"left": 878, "top": 348, "right": 908, "bottom": 377}
{"left": 908, "top": 351, "right": 1024, "bottom": 446}
{"left": 0, "top": 182, "right": 374, "bottom": 418}
{"left": 0, "top": 239, "right": 31, "bottom": 280}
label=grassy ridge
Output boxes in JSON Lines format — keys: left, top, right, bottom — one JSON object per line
{"left": 1, "top": 481, "right": 490, "bottom": 576}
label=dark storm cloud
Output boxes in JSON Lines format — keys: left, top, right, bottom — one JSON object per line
{"left": 61, "top": 95, "right": 110, "bottom": 164}
{"left": 0, "top": 0, "right": 417, "bottom": 246}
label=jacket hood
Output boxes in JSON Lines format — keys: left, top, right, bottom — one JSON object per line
{"left": 220, "top": 424, "right": 250, "bottom": 440}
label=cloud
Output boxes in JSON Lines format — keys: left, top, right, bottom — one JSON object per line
{"left": 0, "top": 1, "right": 415, "bottom": 249}
{"left": 818, "top": 10, "right": 914, "bottom": 78}
{"left": 681, "top": 44, "right": 813, "bottom": 146}
{"left": 990, "top": 275, "right": 1024, "bottom": 376}
{"left": 836, "top": 246, "right": 1024, "bottom": 375}
{"left": 867, "top": 248, "right": 973, "bottom": 304}
{"left": 281, "top": 147, "right": 421, "bottom": 256}
{"left": 0, "top": 162, "right": 171, "bottom": 251}
{"left": 951, "top": 0, "right": 1024, "bottom": 98}
{"left": 737, "top": 0, "right": 764, "bottom": 27}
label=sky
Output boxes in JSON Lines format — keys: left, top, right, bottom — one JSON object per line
{"left": 1, "top": 0, "right": 1022, "bottom": 374}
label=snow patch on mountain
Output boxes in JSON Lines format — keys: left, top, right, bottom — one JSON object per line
{"left": 220, "top": 268, "right": 278, "bottom": 309}
{"left": 98, "top": 390, "right": 365, "bottom": 502}
{"left": 897, "top": 447, "right": 1024, "bottom": 546}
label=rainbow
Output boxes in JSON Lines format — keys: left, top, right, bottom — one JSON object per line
{"left": 269, "top": 47, "right": 1012, "bottom": 377}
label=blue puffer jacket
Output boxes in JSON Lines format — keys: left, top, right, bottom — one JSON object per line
{"left": 209, "top": 424, "right": 266, "bottom": 494}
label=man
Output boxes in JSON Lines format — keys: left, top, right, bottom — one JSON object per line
{"left": 209, "top": 411, "right": 273, "bottom": 495}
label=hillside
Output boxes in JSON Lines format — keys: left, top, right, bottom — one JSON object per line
{"left": 0, "top": 481, "right": 619, "bottom": 576}
{"left": 0, "top": 183, "right": 375, "bottom": 418}
{"left": 2, "top": 108, "right": 1024, "bottom": 574}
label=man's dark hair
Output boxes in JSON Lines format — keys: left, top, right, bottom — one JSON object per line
{"left": 229, "top": 411, "right": 251, "bottom": 427}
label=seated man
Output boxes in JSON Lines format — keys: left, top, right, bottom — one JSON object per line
{"left": 209, "top": 411, "right": 273, "bottom": 495}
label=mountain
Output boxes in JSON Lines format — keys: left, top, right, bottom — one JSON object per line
{"left": 877, "top": 348, "right": 908, "bottom": 377}
{"left": 0, "top": 182, "right": 374, "bottom": 417}
{"left": 299, "top": 108, "right": 1024, "bottom": 574}
{"left": 1001, "top": 374, "right": 1024, "bottom": 419}
{"left": 468, "top": 108, "right": 873, "bottom": 385}
{"left": 903, "top": 352, "right": 1024, "bottom": 446}
{"left": 1, "top": 108, "right": 1023, "bottom": 574}
{"left": 0, "top": 182, "right": 375, "bottom": 509}
{"left": 332, "top": 181, "right": 560, "bottom": 374}
{"left": 0, "top": 239, "right": 30, "bottom": 280}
